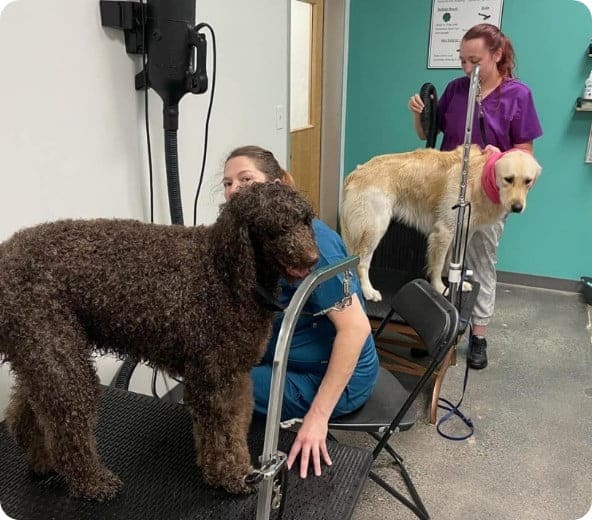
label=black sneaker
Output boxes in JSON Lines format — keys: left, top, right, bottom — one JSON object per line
{"left": 467, "top": 335, "right": 488, "bottom": 369}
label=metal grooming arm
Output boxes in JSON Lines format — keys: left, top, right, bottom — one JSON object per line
{"left": 255, "top": 256, "right": 360, "bottom": 520}
{"left": 447, "top": 65, "right": 480, "bottom": 307}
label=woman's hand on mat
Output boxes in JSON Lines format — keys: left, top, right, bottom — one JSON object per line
{"left": 287, "top": 409, "right": 333, "bottom": 478}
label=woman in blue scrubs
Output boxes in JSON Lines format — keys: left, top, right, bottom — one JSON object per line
{"left": 222, "top": 146, "right": 379, "bottom": 479}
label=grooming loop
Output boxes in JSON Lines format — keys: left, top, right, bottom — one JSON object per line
{"left": 256, "top": 257, "right": 360, "bottom": 520}
{"left": 313, "top": 269, "right": 353, "bottom": 316}
{"left": 245, "top": 451, "right": 288, "bottom": 512}
{"left": 448, "top": 65, "right": 480, "bottom": 307}
{"left": 246, "top": 452, "right": 287, "bottom": 485}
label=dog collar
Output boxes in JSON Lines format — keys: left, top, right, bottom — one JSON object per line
{"left": 481, "top": 148, "right": 522, "bottom": 205}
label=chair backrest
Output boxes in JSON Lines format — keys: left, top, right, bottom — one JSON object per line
{"left": 390, "top": 279, "right": 460, "bottom": 363}
{"left": 370, "top": 279, "right": 460, "bottom": 452}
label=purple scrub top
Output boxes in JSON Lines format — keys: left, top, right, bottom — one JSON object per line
{"left": 437, "top": 76, "right": 543, "bottom": 152}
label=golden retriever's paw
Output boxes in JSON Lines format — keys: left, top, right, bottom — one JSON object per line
{"left": 462, "top": 281, "right": 473, "bottom": 292}
{"left": 362, "top": 287, "right": 382, "bottom": 302}
{"left": 432, "top": 280, "right": 447, "bottom": 295}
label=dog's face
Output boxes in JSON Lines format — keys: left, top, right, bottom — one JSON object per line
{"left": 227, "top": 182, "right": 319, "bottom": 281}
{"left": 495, "top": 150, "right": 542, "bottom": 214}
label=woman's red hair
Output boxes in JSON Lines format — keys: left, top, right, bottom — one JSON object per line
{"left": 463, "top": 23, "right": 515, "bottom": 79}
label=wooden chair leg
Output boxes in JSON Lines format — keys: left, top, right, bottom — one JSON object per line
{"left": 428, "top": 346, "right": 455, "bottom": 424}
{"left": 371, "top": 319, "right": 464, "bottom": 424}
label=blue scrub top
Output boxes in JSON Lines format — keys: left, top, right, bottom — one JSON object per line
{"left": 262, "top": 219, "right": 379, "bottom": 404}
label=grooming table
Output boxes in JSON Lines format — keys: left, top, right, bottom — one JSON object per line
{"left": 0, "top": 387, "right": 372, "bottom": 520}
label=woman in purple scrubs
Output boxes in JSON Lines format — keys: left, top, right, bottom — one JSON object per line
{"left": 408, "top": 24, "right": 543, "bottom": 369}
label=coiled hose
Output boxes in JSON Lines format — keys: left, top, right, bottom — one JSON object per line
{"left": 164, "top": 129, "right": 184, "bottom": 226}
{"left": 419, "top": 82, "right": 438, "bottom": 149}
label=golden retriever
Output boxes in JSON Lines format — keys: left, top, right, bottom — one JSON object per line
{"left": 340, "top": 145, "right": 541, "bottom": 300}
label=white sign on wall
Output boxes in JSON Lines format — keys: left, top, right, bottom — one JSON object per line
{"left": 428, "top": 0, "right": 504, "bottom": 68}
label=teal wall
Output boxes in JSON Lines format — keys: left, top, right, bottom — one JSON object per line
{"left": 345, "top": 0, "right": 592, "bottom": 281}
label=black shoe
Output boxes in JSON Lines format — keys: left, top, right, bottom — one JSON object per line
{"left": 467, "top": 335, "right": 488, "bottom": 369}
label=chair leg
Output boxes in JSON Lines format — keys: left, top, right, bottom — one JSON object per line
{"left": 369, "top": 431, "right": 404, "bottom": 463}
{"left": 368, "top": 433, "right": 430, "bottom": 519}
{"left": 429, "top": 346, "right": 455, "bottom": 424}
{"left": 372, "top": 320, "right": 460, "bottom": 424}
{"left": 329, "top": 431, "right": 428, "bottom": 517}
{"left": 368, "top": 470, "right": 430, "bottom": 519}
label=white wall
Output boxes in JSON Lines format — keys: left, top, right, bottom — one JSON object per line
{"left": 0, "top": 0, "right": 289, "bottom": 415}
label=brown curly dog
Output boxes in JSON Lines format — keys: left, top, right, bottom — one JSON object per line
{"left": 0, "top": 182, "right": 318, "bottom": 500}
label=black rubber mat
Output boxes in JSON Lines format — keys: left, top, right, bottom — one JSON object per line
{"left": 0, "top": 387, "right": 372, "bottom": 520}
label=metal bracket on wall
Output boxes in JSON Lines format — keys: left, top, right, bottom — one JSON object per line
{"left": 99, "top": 1, "right": 145, "bottom": 55}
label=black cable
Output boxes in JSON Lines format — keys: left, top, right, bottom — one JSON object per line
{"left": 436, "top": 203, "right": 474, "bottom": 440}
{"left": 112, "top": 0, "right": 153, "bottom": 393}
{"left": 139, "top": 0, "right": 154, "bottom": 224}
{"left": 436, "top": 352, "right": 474, "bottom": 441}
{"left": 192, "top": 23, "right": 217, "bottom": 226}
{"left": 148, "top": 366, "right": 159, "bottom": 404}
{"left": 458, "top": 202, "right": 472, "bottom": 313}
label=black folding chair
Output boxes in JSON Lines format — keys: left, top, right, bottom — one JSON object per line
{"left": 364, "top": 220, "right": 479, "bottom": 424}
{"left": 328, "top": 279, "right": 460, "bottom": 519}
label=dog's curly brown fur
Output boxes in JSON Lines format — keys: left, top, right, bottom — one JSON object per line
{"left": 0, "top": 182, "right": 318, "bottom": 500}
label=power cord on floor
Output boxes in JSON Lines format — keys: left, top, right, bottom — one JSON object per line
{"left": 436, "top": 325, "right": 474, "bottom": 441}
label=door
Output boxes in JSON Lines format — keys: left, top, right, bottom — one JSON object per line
{"left": 290, "top": 0, "right": 324, "bottom": 214}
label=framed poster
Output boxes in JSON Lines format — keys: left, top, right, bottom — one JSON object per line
{"left": 428, "top": 0, "right": 504, "bottom": 68}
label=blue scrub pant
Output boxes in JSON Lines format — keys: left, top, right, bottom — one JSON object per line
{"left": 251, "top": 364, "right": 369, "bottom": 422}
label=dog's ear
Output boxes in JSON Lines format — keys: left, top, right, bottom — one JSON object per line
{"left": 209, "top": 207, "right": 256, "bottom": 296}
{"left": 533, "top": 158, "right": 542, "bottom": 181}
{"left": 523, "top": 154, "right": 542, "bottom": 189}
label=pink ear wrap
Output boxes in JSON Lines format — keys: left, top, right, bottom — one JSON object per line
{"left": 481, "top": 148, "right": 527, "bottom": 204}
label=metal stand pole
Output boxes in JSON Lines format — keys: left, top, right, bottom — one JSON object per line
{"left": 255, "top": 256, "right": 359, "bottom": 520}
{"left": 448, "top": 65, "right": 480, "bottom": 308}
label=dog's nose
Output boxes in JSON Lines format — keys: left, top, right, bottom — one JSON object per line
{"left": 511, "top": 203, "right": 523, "bottom": 213}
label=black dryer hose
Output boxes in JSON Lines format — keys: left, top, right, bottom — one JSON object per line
{"left": 164, "top": 129, "right": 184, "bottom": 225}
{"left": 419, "top": 82, "right": 438, "bottom": 149}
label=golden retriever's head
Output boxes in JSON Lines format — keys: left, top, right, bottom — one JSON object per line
{"left": 495, "top": 150, "right": 542, "bottom": 214}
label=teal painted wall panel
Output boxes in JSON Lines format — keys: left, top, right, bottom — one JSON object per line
{"left": 345, "top": 0, "right": 592, "bottom": 280}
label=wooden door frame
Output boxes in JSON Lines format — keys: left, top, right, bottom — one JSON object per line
{"left": 287, "top": 0, "right": 349, "bottom": 228}
{"left": 319, "top": 0, "right": 349, "bottom": 229}
{"left": 289, "top": 0, "right": 324, "bottom": 213}
{"left": 307, "top": 0, "right": 323, "bottom": 137}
